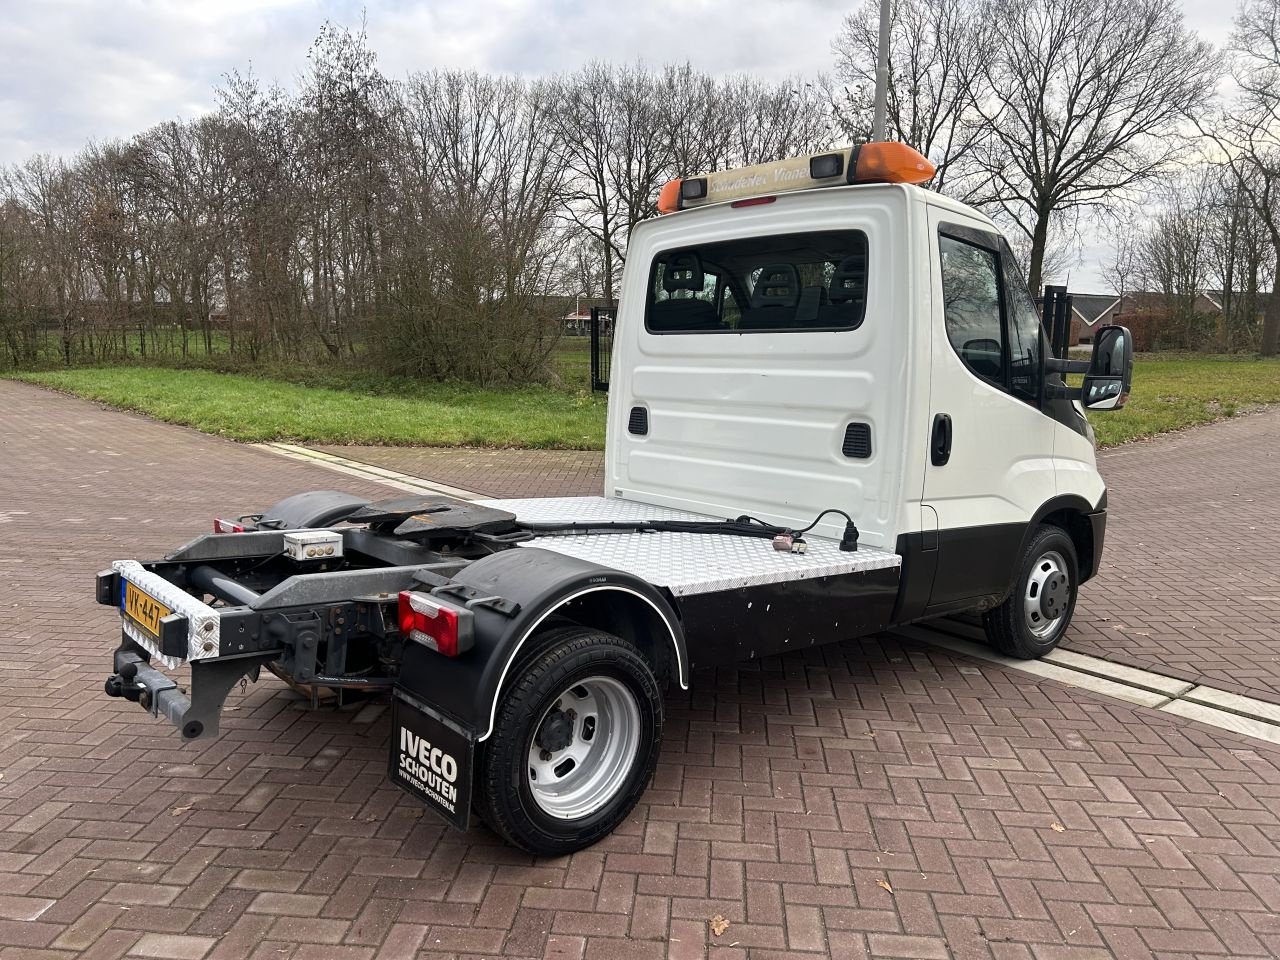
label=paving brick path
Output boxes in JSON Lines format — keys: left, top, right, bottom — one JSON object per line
{"left": 4, "top": 381, "right": 1280, "bottom": 960}
{"left": 316, "top": 446, "right": 605, "bottom": 499}
{"left": 332, "top": 409, "right": 1280, "bottom": 706}
{"left": 1071, "top": 408, "right": 1280, "bottom": 705}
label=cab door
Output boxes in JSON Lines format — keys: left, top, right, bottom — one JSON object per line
{"left": 921, "top": 211, "right": 1056, "bottom": 609}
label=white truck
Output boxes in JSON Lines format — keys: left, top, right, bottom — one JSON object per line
{"left": 98, "top": 141, "right": 1133, "bottom": 856}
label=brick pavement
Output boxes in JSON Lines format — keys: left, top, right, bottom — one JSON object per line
{"left": 1070, "top": 408, "right": 1280, "bottom": 705}
{"left": 315, "top": 446, "right": 605, "bottom": 499}
{"left": 328, "top": 409, "right": 1280, "bottom": 706}
{"left": 4, "top": 380, "right": 1280, "bottom": 960}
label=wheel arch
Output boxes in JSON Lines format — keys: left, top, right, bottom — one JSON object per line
{"left": 1026, "top": 493, "right": 1102, "bottom": 584}
{"left": 532, "top": 587, "right": 685, "bottom": 688}
{"left": 440, "top": 549, "right": 687, "bottom": 743}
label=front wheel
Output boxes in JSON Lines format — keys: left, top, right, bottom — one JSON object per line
{"left": 475, "top": 627, "right": 663, "bottom": 856}
{"left": 983, "top": 525, "right": 1079, "bottom": 659}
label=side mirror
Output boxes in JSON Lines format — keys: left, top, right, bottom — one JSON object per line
{"left": 1081, "top": 324, "right": 1133, "bottom": 411}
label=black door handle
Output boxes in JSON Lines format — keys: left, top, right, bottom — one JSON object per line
{"left": 931, "top": 413, "right": 952, "bottom": 466}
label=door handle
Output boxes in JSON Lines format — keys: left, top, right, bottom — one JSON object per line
{"left": 931, "top": 413, "right": 952, "bottom": 466}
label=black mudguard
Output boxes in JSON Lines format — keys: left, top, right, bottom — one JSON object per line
{"left": 393, "top": 547, "right": 685, "bottom": 741}
{"left": 388, "top": 547, "right": 685, "bottom": 831}
{"left": 258, "top": 490, "right": 371, "bottom": 529}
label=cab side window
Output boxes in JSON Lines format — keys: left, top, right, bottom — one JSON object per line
{"left": 1002, "top": 244, "right": 1043, "bottom": 403}
{"left": 939, "top": 230, "right": 1044, "bottom": 405}
{"left": 939, "top": 235, "right": 1003, "bottom": 385}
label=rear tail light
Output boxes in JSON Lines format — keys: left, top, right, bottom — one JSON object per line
{"left": 213, "top": 518, "right": 245, "bottom": 533}
{"left": 398, "top": 591, "right": 473, "bottom": 656}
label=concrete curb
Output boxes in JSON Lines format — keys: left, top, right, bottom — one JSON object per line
{"left": 902, "top": 622, "right": 1280, "bottom": 747}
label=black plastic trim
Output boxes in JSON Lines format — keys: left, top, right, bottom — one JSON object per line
{"left": 841, "top": 422, "right": 872, "bottom": 458}
{"left": 628, "top": 406, "right": 649, "bottom": 436}
{"left": 1041, "top": 385, "right": 1091, "bottom": 440}
{"left": 1086, "top": 510, "right": 1107, "bottom": 583}
{"left": 890, "top": 532, "right": 939, "bottom": 625}
{"left": 930, "top": 413, "right": 952, "bottom": 466}
{"left": 158, "top": 614, "right": 190, "bottom": 659}
{"left": 96, "top": 569, "right": 119, "bottom": 606}
{"left": 925, "top": 521, "right": 1026, "bottom": 610}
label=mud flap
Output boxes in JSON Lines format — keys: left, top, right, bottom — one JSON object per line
{"left": 389, "top": 690, "right": 474, "bottom": 831}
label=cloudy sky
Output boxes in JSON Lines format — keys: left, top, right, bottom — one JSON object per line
{"left": 0, "top": 0, "right": 1237, "bottom": 289}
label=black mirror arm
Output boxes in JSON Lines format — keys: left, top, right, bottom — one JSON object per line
{"left": 1045, "top": 382, "right": 1083, "bottom": 401}
{"left": 1044, "top": 357, "right": 1090, "bottom": 375}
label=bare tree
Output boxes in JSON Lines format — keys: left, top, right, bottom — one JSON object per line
{"left": 830, "top": 0, "right": 994, "bottom": 195}
{"left": 1205, "top": 166, "right": 1275, "bottom": 350}
{"left": 381, "top": 71, "right": 567, "bottom": 383}
{"left": 1104, "top": 214, "right": 1143, "bottom": 301}
{"left": 1202, "top": 0, "right": 1280, "bottom": 355}
{"left": 1133, "top": 173, "right": 1217, "bottom": 348}
{"left": 973, "top": 0, "right": 1220, "bottom": 294}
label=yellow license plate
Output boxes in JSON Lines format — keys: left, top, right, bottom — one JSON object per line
{"left": 123, "top": 581, "right": 171, "bottom": 639}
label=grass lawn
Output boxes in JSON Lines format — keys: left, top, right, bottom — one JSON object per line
{"left": 11, "top": 367, "right": 606, "bottom": 449}
{"left": 1086, "top": 354, "right": 1280, "bottom": 447}
{"left": 9, "top": 353, "right": 1279, "bottom": 451}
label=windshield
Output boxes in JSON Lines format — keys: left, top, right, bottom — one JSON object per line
{"left": 645, "top": 230, "right": 869, "bottom": 334}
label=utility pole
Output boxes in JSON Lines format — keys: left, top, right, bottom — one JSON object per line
{"left": 872, "top": 0, "right": 891, "bottom": 141}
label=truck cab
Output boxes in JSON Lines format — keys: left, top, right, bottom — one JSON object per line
{"left": 610, "top": 147, "right": 1121, "bottom": 651}
{"left": 98, "top": 142, "right": 1132, "bottom": 857}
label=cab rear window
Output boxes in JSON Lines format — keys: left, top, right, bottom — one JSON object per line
{"left": 645, "top": 230, "right": 869, "bottom": 334}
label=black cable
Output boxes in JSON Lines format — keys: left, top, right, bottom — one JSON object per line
{"left": 794, "top": 508, "right": 857, "bottom": 536}
{"left": 517, "top": 518, "right": 787, "bottom": 539}
{"left": 517, "top": 508, "right": 856, "bottom": 543}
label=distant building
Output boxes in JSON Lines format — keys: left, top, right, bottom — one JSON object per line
{"left": 561, "top": 298, "right": 613, "bottom": 336}
{"left": 1067, "top": 294, "right": 1120, "bottom": 345}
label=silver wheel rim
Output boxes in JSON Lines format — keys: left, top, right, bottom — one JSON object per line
{"left": 1023, "top": 549, "right": 1070, "bottom": 639}
{"left": 527, "top": 676, "right": 642, "bottom": 821}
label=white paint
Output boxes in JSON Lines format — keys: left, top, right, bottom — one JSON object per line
{"left": 605, "top": 184, "right": 1107, "bottom": 557}
{"left": 607, "top": 186, "right": 916, "bottom": 549}
{"left": 1043, "top": 648, "right": 1194, "bottom": 698}
{"left": 253, "top": 443, "right": 479, "bottom": 500}
{"left": 1181, "top": 686, "right": 1280, "bottom": 726}
{"left": 922, "top": 202, "right": 1059, "bottom": 536}
{"left": 1159, "top": 701, "right": 1280, "bottom": 747}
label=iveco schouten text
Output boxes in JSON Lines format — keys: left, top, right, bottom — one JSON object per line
{"left": 99, "top": 142, "right": 1133, "bottom": 855}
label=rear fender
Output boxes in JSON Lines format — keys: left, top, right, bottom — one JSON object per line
{"left": 393, "top": 548, "right": 687, "bottom": 741}
{"left": 258, "top": 490, "right": 371, "bottom": 529}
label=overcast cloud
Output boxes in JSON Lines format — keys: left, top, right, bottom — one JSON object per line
{"left": 0, "top": 0, "right": 1239, "bottom": 289}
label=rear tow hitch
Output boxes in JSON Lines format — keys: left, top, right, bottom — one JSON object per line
{"left": 105, "top": 661, "right": 143, "bottom": 702}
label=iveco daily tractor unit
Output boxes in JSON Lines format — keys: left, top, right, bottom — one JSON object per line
{"left": 98, "top": 141, "right": 1134, "bottom": 855}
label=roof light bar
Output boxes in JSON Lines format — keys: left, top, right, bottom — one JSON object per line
{"left": 656, "top": 142, "right": 935, "bottom": 214}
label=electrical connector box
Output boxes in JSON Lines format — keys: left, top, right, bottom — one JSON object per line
{"left": 283, "top": 530, "right": 343, "bottom": 562}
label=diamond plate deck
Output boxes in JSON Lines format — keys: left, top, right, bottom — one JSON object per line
{"left": 480, "top": 496, "right": 901, "bottom": 596}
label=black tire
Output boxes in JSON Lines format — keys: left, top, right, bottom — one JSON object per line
{"left": 475, "top": 627, "right": 663, "bottom": 856}
{"left": 982, "top": 524, "right": 1079, "bottom": 659}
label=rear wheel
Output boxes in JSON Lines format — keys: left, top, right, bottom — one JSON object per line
{"left": 983, "top": 524, "right": 1079, "bottom": 659}
{"left": 476, "top": 627, "right": 663, "bottom": 856}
